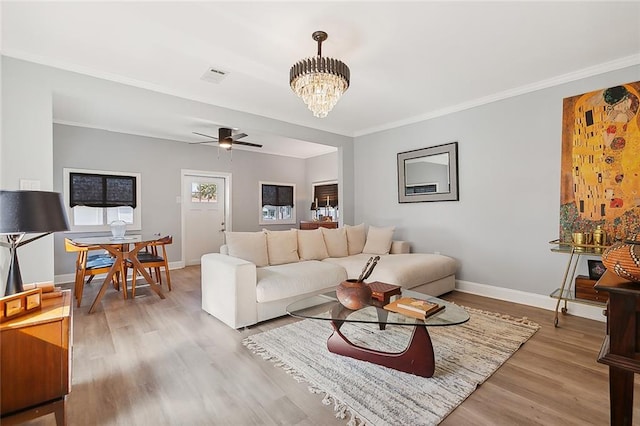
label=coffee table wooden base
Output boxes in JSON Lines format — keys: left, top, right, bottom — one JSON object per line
{"left": 327, "top": 320, "right": 435, "bottom": 378}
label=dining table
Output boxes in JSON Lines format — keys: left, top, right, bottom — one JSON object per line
{"left": 70, "top": 233, "right": 168, "bottom": 313}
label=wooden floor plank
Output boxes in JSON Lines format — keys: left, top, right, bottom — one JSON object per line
{"left": 4, "top": 266, "right": 635, "bottom": 425}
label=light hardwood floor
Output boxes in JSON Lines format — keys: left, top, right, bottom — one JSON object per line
{"left": 6, "top": 266, "right": 639, "bottom": 425}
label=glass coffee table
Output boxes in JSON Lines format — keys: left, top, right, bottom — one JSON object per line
{"left": 287, "top": 289, "right": 469, "bottom": 377}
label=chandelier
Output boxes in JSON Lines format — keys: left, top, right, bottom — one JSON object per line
{"left": 289, "top": 31, "right": 350, "bottom": 118}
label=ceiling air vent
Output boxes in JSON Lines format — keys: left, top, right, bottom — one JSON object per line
{"left": 201, "top": 67, "right": 229, "bottom": 84}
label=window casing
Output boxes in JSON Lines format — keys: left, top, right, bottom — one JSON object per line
{"left": 63, "top": 168, "right": 142, "bottom": 232}
{"left": 259, "top": 181, "right": 296, "bottom": 225}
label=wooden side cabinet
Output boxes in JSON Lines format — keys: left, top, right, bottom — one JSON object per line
{"left": 300, "top": 221, "right": 338, "bottom": 230}
{"left": 594, "top": 271, "right": 640, "bottom": 426}
{"left": 1, "top": 290, "right": 72, "bottom": 416}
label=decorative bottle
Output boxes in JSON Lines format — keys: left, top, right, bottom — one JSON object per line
{"left": 593, "top": 225, "right": 606, "bottom": 246}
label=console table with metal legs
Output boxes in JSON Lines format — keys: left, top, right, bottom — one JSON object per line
{"left": 549, "top": 239, "right": 607, "bottom": 327}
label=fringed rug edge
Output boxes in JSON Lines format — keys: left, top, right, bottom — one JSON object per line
{"left": 242, "top": 336, "right": 370, "bottom": 425}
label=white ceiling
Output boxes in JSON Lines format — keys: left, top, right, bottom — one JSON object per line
{"left": 2, "top": 1, "right": 640, "bottom": 158}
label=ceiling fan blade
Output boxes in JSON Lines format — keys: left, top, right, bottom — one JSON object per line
{"left": 233, "top": 133, "right": 248, "bottom": 140}
{"left": 233, "top": 140, "right": 263, "bottom": 148}
{"left": 192, "top": 131, "right": 218, "bottom": 140}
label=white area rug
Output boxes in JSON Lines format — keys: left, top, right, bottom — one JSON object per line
{"left": 243, "top": 307, "right": 539, "bottom": 426}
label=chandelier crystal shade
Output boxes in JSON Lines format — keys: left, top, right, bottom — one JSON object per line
{"left": 290, "top": 31, "right": 350, "bottom": 118}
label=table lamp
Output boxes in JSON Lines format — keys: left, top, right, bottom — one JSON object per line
{"left": 0, "top": 190, "right": 69, "bottom": 296}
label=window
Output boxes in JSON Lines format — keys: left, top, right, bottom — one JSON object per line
{"left": 191, "top": 182, "right": 217, "bottom": 203}
{"left": 259, "top": 181, "right": 296, "bottom": 225}
{"left": 70, "top": 172, "right": 136, "bottom": 208}
{"left": 63, "top": 168, "right": 142, "bottom": 232}
{"left": 312, "top": 181, "right": 339, "bottom": 221}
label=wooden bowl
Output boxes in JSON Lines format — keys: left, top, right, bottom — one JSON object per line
{"left": 336, "top": 279, "right": 372, "bottom": 310}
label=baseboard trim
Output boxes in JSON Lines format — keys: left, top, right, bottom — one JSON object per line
{"left": 54, "top": 261, "right": 185, "bottom": 285}
{"left": 455, "top": 280, "right": 606, "bottom": 323}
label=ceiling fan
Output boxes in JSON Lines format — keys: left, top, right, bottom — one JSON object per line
{"left": 191, "top": 127, "right": 262, "bottom": 150}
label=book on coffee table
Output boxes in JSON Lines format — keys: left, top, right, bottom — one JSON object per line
{"left": 384, "top": 297, "right": 445, "bottom": 320}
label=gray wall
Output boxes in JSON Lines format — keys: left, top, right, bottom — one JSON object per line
{"left": 1, "top": 57, "right": 56, "bottom": 287}
{"left": 53, "top": 124, "right": 313, "bottom": 275}
{"left": 353, "top": 64, "right": 640, "bottom": 297}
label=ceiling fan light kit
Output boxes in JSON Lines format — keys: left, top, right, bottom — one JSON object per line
{"left": 218, "top": 139, "right": 232, "bottom": 149}
{"left": 290, "top": 31, "right": 350, "bottom": 118}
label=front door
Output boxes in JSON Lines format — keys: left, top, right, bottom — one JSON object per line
{"left": 182, "top": 174, "right": 226, "bottom": 266}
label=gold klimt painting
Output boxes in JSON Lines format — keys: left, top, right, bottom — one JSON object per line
{"left": 560, "top": 81, "right": 640, "bottom": 242}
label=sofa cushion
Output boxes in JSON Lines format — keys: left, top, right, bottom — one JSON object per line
{"left": 321, "top": 227, "right": 349, "bottom": 258}
{"left": 265, "top": 229, "right": 299, "bottom": 265}
{"left": 323, "top": 253, "right": 456, "bottom": 289}
{"left": 297, "top": 229, "right": 329, "bottom": 260}
{"left": 225, "top": 231, "right": 269, "bottom": 267}
{"left": 256, "top": 261, "right": 347, "bottom": 303}
{"left": 345, "top": 223, "right": 366, "bottom": 255}
{"left": 363, "top": 225, "right": 395, "bottom": 255}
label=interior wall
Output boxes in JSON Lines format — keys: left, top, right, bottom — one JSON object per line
{"left": 0, "top": 51, "right": 5, "bottom": 290}
{"left": 353, "top": 65, "right": 640, "bottom": 297}
{"left": 1, "top": 54, "right": 56, "bottom": 291}
{"left": 339, "top": 143, "right": 355, "bottom": 226}
{"left": 53, "top": 123, "right": 308, "bottom": 276}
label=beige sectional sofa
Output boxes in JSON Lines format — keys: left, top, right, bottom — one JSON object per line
{"left": 201, "top": 224, "right": 457, "bottom": 329}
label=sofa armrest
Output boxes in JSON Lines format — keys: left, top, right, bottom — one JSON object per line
{"left": 390, "top": 240, "right": 411, "bottom": 254}
{"left": 201, "top": 253, "right": 258, "bottom": 329}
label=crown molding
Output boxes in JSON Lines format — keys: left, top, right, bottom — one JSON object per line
{"left": 354, "top": 54, "right": 640, "bottom": 137}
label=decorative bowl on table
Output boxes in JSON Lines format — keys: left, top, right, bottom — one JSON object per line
{"left": 601, "top": 233, "right": 640, "bottom": 282}
{"left": 336, "top": 279, "right": 372, "bottom": 310}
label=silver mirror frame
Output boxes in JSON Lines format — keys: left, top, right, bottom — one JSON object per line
{"left": 397, "top": 142, "right": 459, "bottom": 203}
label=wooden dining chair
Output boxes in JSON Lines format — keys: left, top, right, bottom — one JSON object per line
{"left": 127, "top": 235, "right": 172, "bottom": 298}
{"left": 64, "top": 238, "right": 121, "bottom": 307}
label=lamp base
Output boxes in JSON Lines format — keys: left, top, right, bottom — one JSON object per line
{"left": 5, "top": 246, "right": 24, "bottom": 296}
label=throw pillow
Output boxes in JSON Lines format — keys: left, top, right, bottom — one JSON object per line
{"left": 265, "top": 229, "right": 300, "bottom": 265}
{"left": 345, "top": 223, "right": 366, "bottom": 255}
{"left": 363, "top": 225, "right": 395, "bottom": 255}
{"left": 321, "top": 227, "right": 349, "bottom": 258}
{"left": 297, "top": 229, "right": 329, "bottom": 260}
{"left": 225, "top": 231, "right": 269, "bottom": 267}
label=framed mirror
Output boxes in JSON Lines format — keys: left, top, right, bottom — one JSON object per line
{"left": 397, "top": 142, "right": 459, "bottom": 203}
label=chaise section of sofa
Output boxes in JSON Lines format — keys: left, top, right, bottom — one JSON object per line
{"left": 323, "top": 252, "right": 457, "bottom": 296}
{"left": 201, "top": 224, "right": 457, "bottom": 329}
